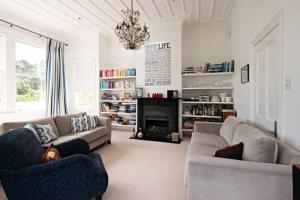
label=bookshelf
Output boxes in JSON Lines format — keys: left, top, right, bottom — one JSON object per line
{"left": 181, "top": 66, "right": 235, "bottom": 134}
{"left": 99, "top": 68, "right": 137, "bottom": 131}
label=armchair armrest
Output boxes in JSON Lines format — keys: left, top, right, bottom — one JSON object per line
{"left": 99, "top": 117, "right": 111, "bottom": 128}
{"left": 193, "top": 121, "right": 222, "bottom": 135}
{"left": 187, "top": 155, "right": 292, "bottom": 200}
{"left": 54, "top": 138, "right": 90, "bottom": 157}
{"left": 1, "top": 154, "right": 95, "bottom": 177}
{"left": 0, "top": 155, "right": 100, "bottom": 200}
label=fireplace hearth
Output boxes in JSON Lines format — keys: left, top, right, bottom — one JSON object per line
{"left": 134, "top": 98, "right": 180, "bottom": 143}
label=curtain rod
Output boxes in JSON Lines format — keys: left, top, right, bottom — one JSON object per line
{"left": 0, "top": 18, "right": 69, "bottom": 46}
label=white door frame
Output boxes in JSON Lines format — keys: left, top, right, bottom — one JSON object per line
{"left": 250, "top": 11, "right": 284, "bottom": 135}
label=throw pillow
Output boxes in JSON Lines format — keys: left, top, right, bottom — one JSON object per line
{"left": 214, "top": 142, "right": 244, "bottom": 160}
{"left": 88, "top": 115, "right": 102, "bottom": 129}
{"left": 42, "top": 144, "right": 61, "bottom": 163}
{"left": 71, "top": 115, "right": 89, "bottom": 133}
{"left": 24, "top": 124, "right": 58, "bottom": 144}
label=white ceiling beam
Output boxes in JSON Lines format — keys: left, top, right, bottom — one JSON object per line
{"left": 13, "top": 0, "right": 77, "bottom": 33}
{"left": 72, "top": 0, "right": 114, "bottom": 27}
{"left": 73, "top": 0, "right": 114, "bottom": 27}
{"left": 136, "top": 0, "right": 151, "bottom": 21}
{"left": 151, "top": 0, "right": 162, "bottom": 18}
{"left": 89, "top": 0, "right": 117, "bottom": 23}
{"left": 1, "top": 1, "right": 72, "bottom": 35}
{"left": 120, "top": 0, "right": 129, "bottom": 10}
{"left": 34, "top": 0, "right": 92, "bottom": 30}
{"left": 165, "top": 0, "right": 174, "bottom": 17}
{"left": 57, "top": 0, "right": 111, "bottom": 32}
{"left": 103, "top": 0, "right": 123, "bottom": 18}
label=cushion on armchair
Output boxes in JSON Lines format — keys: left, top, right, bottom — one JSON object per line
{"left": 42, "top": 144, "right": 61, "bottom": 163}
{"left": 0, "top": 128, "right": 44, "bottom": 169}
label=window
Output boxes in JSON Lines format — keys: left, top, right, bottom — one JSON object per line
{"left": 15, "top": 41, "right": 46, "bottom": 111}
{"left": 0, "top": 34, "right": 5, "bottom": 110}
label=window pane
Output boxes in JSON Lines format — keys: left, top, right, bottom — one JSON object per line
{"left": 15, "top": 42, "right": 46, "bottom": 111}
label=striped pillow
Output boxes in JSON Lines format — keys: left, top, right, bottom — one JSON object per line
{"left": 88, "top": 115, "right": 101, "bottom": 129}
{"left": 71, "top": 115, "right": 89, "bottom": 133}
{"left": 79, "top": 114, "right": 102, "bottom": 130}
{"left": 24, "top": 124, "right": 58, "bottom": 144}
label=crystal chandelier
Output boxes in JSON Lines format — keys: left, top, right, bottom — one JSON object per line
{"left": 115, "top": 0, "right": 150, "bottom": 50}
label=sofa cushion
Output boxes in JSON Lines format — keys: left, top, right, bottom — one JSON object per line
{"left": 53, "top": 112, "right": 86, "bottom": 136}
{"left": 191, "top": 132, "right": 229, "bottom": 148}
{"left": 233, "top": 124, "right": 278, "bottom": 163}
{"left": 219, "top": 116, "right": 243, "bottom": 144}
{"left": 188, "top": 144, "right": 219, "bottom": 157}
{"left": 75, "top": 126, "right": 110, "bottom": 143}
{"left": 0, "top": 117, "right": 60, "bottom": 136}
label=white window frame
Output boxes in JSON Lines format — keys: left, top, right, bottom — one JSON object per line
{"left": 15, "top": 39, "right": 46, "bottom": 112}
{"left": 0, "top": 24, "right": 46, "bottom": 115}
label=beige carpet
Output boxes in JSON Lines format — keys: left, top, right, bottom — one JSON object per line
{"left": 0, "top": 130, "right": 190, "bottom": 200}
{"left": 100, "top": 130, "right": 189, "bottom": 200}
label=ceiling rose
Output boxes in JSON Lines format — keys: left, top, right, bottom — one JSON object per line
{"left": 115, "top": 0, "right": 150, "bottom": 50}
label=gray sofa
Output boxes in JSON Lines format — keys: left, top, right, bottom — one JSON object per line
{"left": 186, "top": 116, "right": 300, "bottom": 200}
{"left": 0, "top": 112, "right": 112, "bottom": 149}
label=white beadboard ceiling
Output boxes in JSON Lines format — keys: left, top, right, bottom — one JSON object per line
{"left": 0, "top": 0, "right": 234, "bottom": 37}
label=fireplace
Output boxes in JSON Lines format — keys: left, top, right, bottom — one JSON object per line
{"left": 136, "top": 98, "right": 180, "bottom": 143}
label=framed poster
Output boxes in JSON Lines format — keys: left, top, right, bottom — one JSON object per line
{"left": 145, "top": 42, "right": 171, "bottom": 86}
{"left": 241, "top": 64, "right": 249, "bottom": 84}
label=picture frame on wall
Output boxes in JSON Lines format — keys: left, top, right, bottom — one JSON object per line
{"left": 241, "top": 64, "right": 249, "bottom": 84}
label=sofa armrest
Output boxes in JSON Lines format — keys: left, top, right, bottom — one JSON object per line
{"left": 193, "top": 121, "right": 222, "bottom": 135}
{"left": 187, "top": 155, "right": 292, "bottom": 200}
{"left": 99, "top": 117, "right": 111, "bottom": 128}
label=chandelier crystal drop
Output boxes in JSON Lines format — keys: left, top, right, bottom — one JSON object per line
{"left": 115, "top": 0, "right": 150, "bottom": 50}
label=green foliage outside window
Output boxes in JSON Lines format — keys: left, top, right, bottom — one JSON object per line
{"left": 16, "top": 59, "right": 45, "bottom": 102}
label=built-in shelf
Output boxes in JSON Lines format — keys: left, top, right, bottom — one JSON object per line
{"left": 101, "top": 112, "right": 136, "bottom": 115}
{"left": 100, "top": 88, "right": 135, "bottom": 91}
{"left": 182, "top": 72, "right": 234, "bottom": 77}
{"left": 182, "top": 101, "right": 234, "bottom": 105}
{"left": 182, "top": 115, "right": 222, "bottom": 119}
{"left": 182, "top": 87, "right": 233, "bottom": 90}
{"left": 182, "top": 128, "right": 193, "bottom": 132}
{"left": 100, "top": 68, "right": 137, "bottom": 131}
{"left": 112, "top": 123, "right": 136, "bottom": 128}
{"left": 99, "top": 100, "right": 137, "bottom": 103}
{"left": 100, "top": 76, "right": 136, "bottom": 80}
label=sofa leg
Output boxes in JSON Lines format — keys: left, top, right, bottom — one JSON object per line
{"left": 107, "top": 140, "right": 111, "bottom": 144}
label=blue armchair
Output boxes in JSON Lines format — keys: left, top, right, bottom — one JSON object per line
{"left": 0, "top": 128, "right": 108, "bottom": 200}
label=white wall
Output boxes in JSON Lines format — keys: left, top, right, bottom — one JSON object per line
{"left": 229, "top": 0, "right": 284, "bottom": 120}
{"left": 101, "top": 19, "right": 184, "bottom": 97}
{"left": 183, "top": 21, "right": 232, "bottom": 68}
{"left": 282, "top": 0, "right": 300, "bottom": 149}
{"left": 134, "top": 19, "right": 183, "bottom": 96}
{"left": 230, "top": 0, "right": 300, "bottom": 150}
{"left": 66, "top": 31, "right": 99, "bottom": 115}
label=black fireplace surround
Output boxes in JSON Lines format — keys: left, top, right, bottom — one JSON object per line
{"left": 137, "top": 98, "right": 179, "bottom": 142}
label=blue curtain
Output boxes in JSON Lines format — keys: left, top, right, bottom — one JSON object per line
{"left": 46, "top": 39, "right": 68, "bottom": 117}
